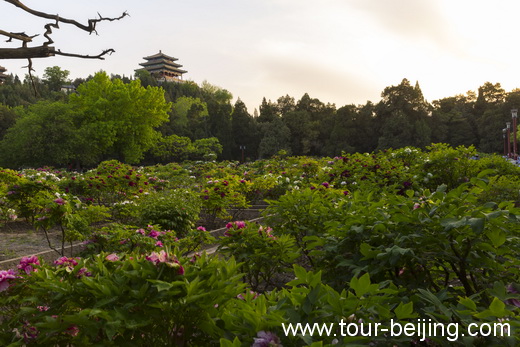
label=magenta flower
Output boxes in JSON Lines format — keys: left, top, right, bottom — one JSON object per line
{"left": 413, "top": 203, "right": 421, "bottom": 210}
{"left": 18, "top": 255, "right": 40, "bottom": 274}
{"left": 146, "top": 250, "right": 167, "bottom": 265}
{"left": 196, "top": 226, "right": 206, "bottom": 231}
{"left": 148, "top": 230, "right": 160, "bottom": 239}
{"left": 146, "top": 250, "right": 184, "bottom": 275}
{"left": 0, "top": 269, "right": 18, "bottom": 292}
{"left": 65, "top": 325, "right": 80, "bottom": 337}
{"left": 54, "top": 257, "right": 79, "bottom": 268}
{"left": 235, "top": 221, "right": 246, "bottom": 229}
{"left": 105, "top": 253, "right": 119, "bottom": 261}
{"left": 190, "top": 253, "right": 201, "bottom": 263}
{"left": 226, "top": 222, "right": 234, "bottom": 229}
{"left": 37, "top": 305, "right": 50, "bottom": 312}
{"left": 155, "top": 241, "right": 164, "bottom": 247}
{"left": 321, "top": 182, "right": 330, "bottom": 188}
{"left": 54, "top": 198, "right": 66, "bottom": 205}
{"left": 252, "top": 331, "right": 281, "bottom": 347}
{"left": 136, "top": 228, "right": 146, "bottom": 235}
{"left": 76, "top": 267, "right": 92, "bottom": 278}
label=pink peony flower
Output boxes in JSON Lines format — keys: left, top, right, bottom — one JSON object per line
{"left": 54, "top": 257, "right": 79, "bottom": 268}
{"left": 146, "top": 250, "right": 184, "bottom": 274}
{"left": 18, "top": 255, "right": 40, "bottom": 274}
{"left": 148, "top": 230, "right": 160, "bottom": 239}
{"left": 54, "top": 198, "right": 66, "bottom": 205}
{"left": 105, "top": 253, "right": 119, "bottom": 261}
{"left": 0, "top": 269, "right": 18, "bottom": 292}
{"left": 76, "top": 267, "right": 92, "bottom": 278}
{"left": 234, "top": 221, "right": 246, "bottom": 229}
{"left": 65, "top": 325, "right": 80, "bottom": 337}
{"left": 155, "top": 241, "right": 164, "bottom": 247}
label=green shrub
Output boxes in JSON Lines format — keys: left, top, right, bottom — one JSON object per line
{"left": 137, "top": 189, "right": 201, "bottom": 237}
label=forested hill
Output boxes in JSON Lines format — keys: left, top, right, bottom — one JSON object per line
{"left": 0, "top": 68, "right": 516, "bottom": 168}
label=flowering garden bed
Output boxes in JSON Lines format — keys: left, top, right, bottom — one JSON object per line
{"left": 1, "top": 144, "right": 520, "bottom": 345}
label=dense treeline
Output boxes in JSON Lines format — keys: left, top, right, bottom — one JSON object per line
{"left": 0, "top": 67, "right": 517, "bottom": 168}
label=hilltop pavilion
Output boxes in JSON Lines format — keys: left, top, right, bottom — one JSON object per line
{"left": 138, "top": 51, "right": 187, "bottom": 83}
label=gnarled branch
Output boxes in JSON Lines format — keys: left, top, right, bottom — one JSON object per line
{"left": 3, "top": 0, "right": 128, "bottom": 34}
{"left": 54, "top": 48, "right": 115, "bottom": 60}
{"left": 0, "top": 30, "right": 35, "bottom": 43}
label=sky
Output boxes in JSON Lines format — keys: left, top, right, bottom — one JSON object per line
{"left": 2, "top": 0, "right": 520, "bottom": 112}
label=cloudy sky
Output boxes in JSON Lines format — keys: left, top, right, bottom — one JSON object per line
{"left": 2, "top": 0, "right": 520, "bottom": 111}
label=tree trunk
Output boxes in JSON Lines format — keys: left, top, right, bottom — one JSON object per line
{"left": 0, "top": 46, "right": 55, "bottom": 59}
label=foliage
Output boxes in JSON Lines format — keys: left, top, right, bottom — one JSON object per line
{"left": 0, "top": 101, "right": 78, "bottom": 168}
{"left": 137, "top": 189, "right": 201, "bottom": 237}
{"left": 83, "top": 224, "right": 214, "bottom": 257}
{"left": 69, "top": 71, "right": 172, "bottom": 165}
{"left": 0, "top": 252, "right": 245, "bottom": 346}
{"left": 217, "top": 221, "right": 299, "bottom": 291}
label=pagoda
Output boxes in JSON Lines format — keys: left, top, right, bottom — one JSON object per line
{"left": 138, "top": 51, "right": 187, "bottom": 83}
{"left": 0, "top": 65, "right": 7, "bottom": 84}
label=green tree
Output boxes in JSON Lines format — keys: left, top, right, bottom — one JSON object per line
{"left": 258, "top": 116, "right": 291, "bottom": 158}
{"left": 430, "top": 95, "right": 477, "bottom": 147}
{"left": 231, "top": 99, "right": 260, "bottom": 161}
{"left": 474, "top": 83, "right": 507, "bottom": 152}
{"left": 163, "top": 96, "right": 209, "bottom": 139}
{"left": 69, "top": 71, "right": 171, "bottom": 165}
{"left": 42, "top": 66, "right": 70, "bottom": 92}
{"left": 192, "top": 137, "right": 223, "bottom": 161}
{"left": 282, "top": 110, "right": 318, "bottom": 155}
{"left": 376, "top": 79, "right": 432, "bottom": 149}
{"left": 149, "top": 134, "right": 194, "bottom": 163}
{"left": 0, "top": 104, "right": 17, "bottom": 140}
{"left": 0, "top": 101, "right": 77, "bottom": 167}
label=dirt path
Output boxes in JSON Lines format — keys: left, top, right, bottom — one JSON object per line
{"left": 0, "top": 221, "right": 63, "bottom": 261}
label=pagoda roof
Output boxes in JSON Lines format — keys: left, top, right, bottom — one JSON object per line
{"left": 143, "top": 51, "right": 179, "bottom": 62}
{"left": 139, "top": 58, "right": 184, "bottom": 69}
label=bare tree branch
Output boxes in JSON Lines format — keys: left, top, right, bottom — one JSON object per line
{"left": 54, "top": 48, "right": 115, "bottom": 60}
{"left": 0, "top": 30, "right": 35, "bottom": 43}
{"left": 0, "top": 0, "right": 127, "bottom": 84}
{"left": 3, "top": 0, "right": 128, "bottom": 34}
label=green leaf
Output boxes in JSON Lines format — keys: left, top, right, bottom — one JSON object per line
{"left": 394, "top": 301, "right": 417, "bottom": 320}
{"left": 148, "top": 279, "right": 173, "bottom": 292}
{"left": 359, "top": 243, "right": 378, "bottom": 258}
{"left": 458, "top": 296, "right": 477, "bottom": 311}
{"left": 350, "top": 273, "right": 371, "bottom": 298}
{"left": 489, "top": 297, "right": 506, "bottom": 317}
{"left": 485, "top": 229, "right": 507, "bottom": 248}
{"left": 220, "top": 337, "right": 242, "bottom": 347}
{"left": 467, "top": 217, "right": 485, "bottom": 233}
